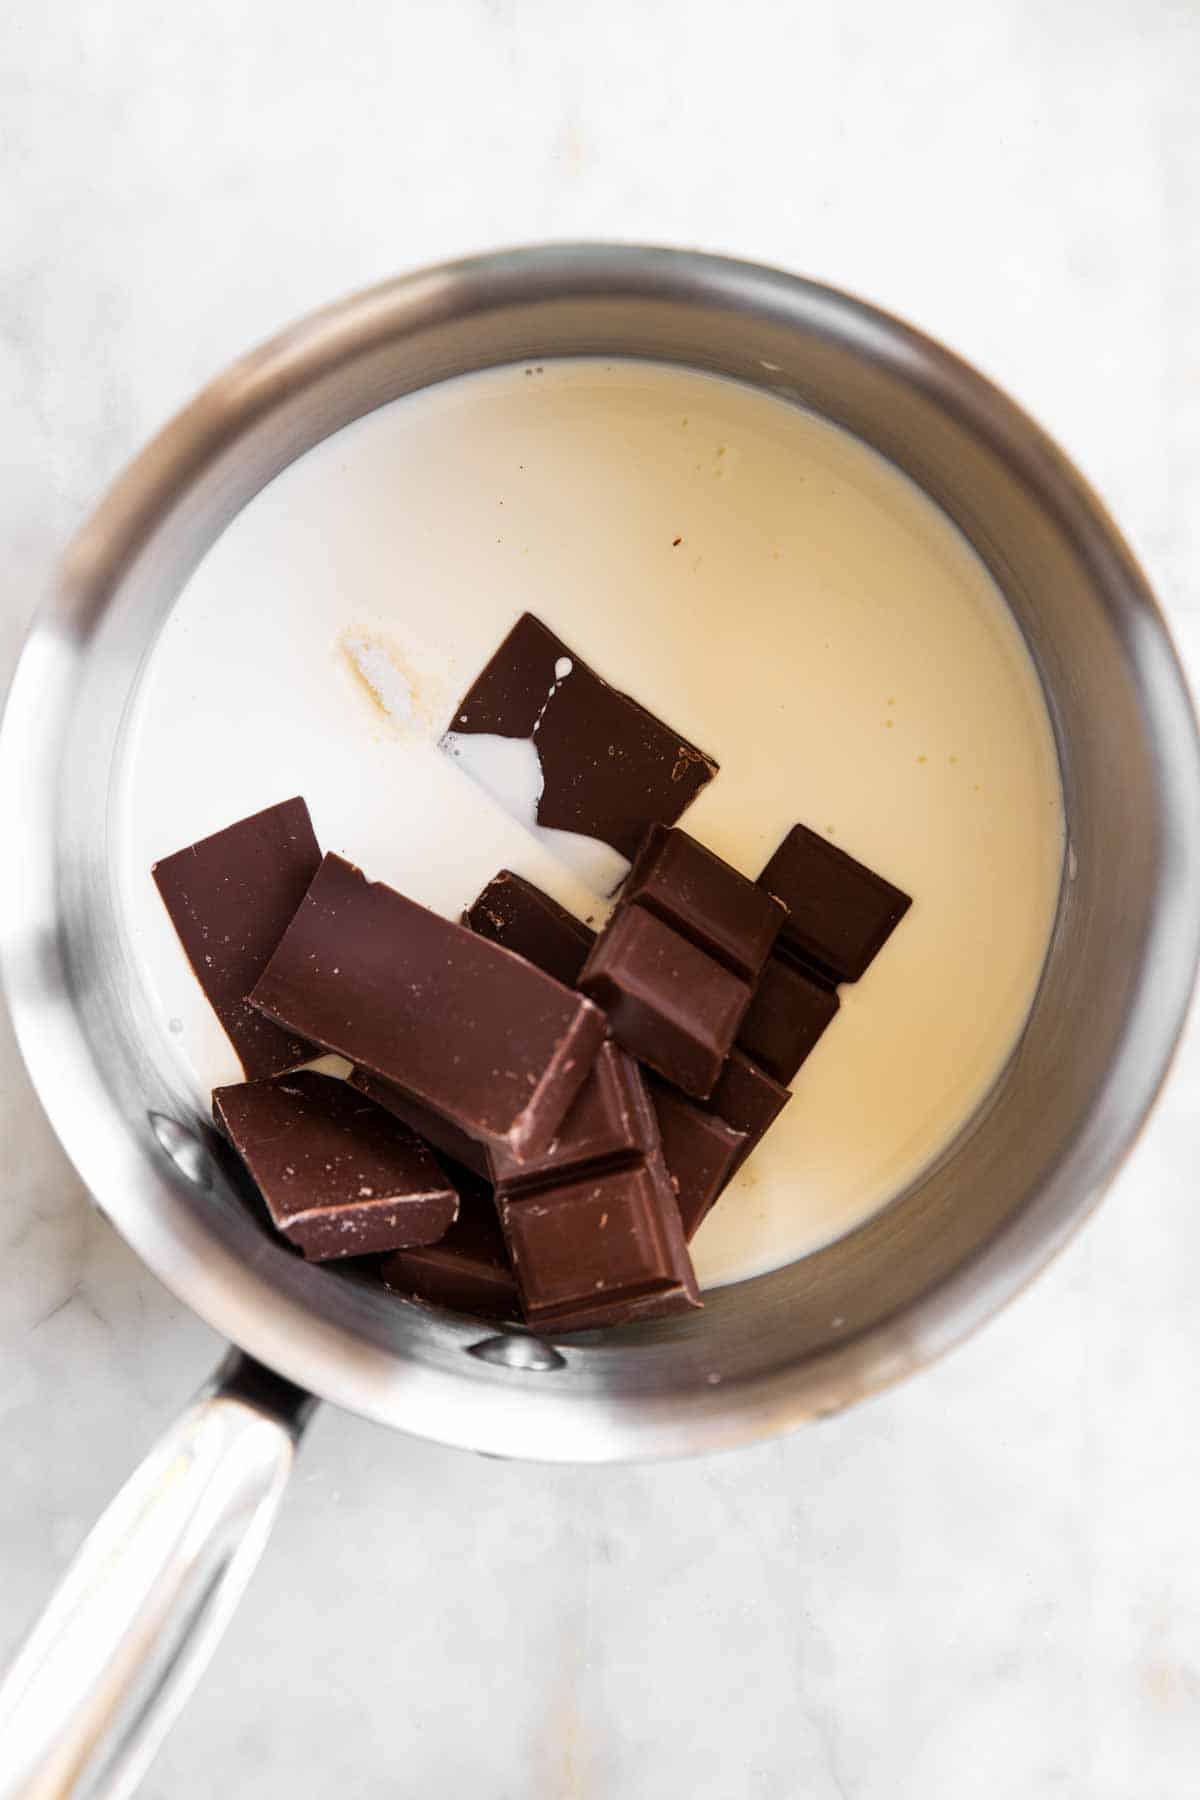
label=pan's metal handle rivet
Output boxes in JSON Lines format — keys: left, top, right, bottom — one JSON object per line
{"left": 148, "top": 1113, "right": 213, "bottom": 1190}
{"left": 467, "top": 1335, "right": 566, "bottom": 1372}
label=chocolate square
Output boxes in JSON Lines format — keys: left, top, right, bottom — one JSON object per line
{"left": 490, "top": 1039, "right": 652, "bottom": 1189}
{"left": 494, "top": 1043, "right": 699, "bottom": 1331}
{"left": 499, "top": 1166, "right": 691, "bottom": 1329}
{"left": 759, "top": 823, "right": 911, "bottom": 984}
{"left": 624, "top": 826, "right": 786, "bottom": 981}
{"left": 578, "top": 905, "right": 751, "bottom": 1099}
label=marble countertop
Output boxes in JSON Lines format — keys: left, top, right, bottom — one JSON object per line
{"left": 3, "top": 3, "right": 1199, "bottom": 1793}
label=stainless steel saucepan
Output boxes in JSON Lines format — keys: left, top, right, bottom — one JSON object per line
{"left": 2, "top": 246, "right": 1197, "bottom": 1799}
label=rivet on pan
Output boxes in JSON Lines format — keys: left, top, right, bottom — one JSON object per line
{"left": 467, "top": 1334, "right": 566, "bottom": 1373}
{"left": 149, "top": 1113, "right": 213, "bottom": 1190}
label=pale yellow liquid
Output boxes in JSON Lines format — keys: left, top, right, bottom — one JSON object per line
{"left": 117, "top": 360, "right": 1064, "bottom": 1288}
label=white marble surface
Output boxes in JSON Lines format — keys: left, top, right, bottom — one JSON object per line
{"left": 3, "top": 1, "right": 1200, "bottom": 1792}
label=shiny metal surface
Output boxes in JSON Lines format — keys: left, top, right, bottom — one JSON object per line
{"left": 2, "top": 246, "right": 1198, "bottom": 1463}
{"left": 0, "top": 1354, "right": 310, "bottom": 1800}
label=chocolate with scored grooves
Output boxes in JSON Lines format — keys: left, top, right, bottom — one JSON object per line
{"left": 623, "top": 825, "right": 786, "bottom": 982}
{"left": 151, "top": 796, "right": 321, "bottom": 1078}
{"left": 249, "top": 853, "right": 606, "bottom": 1162}
{"left": 213, "top": 1071, "right": 459, "bottom": 1260}
{"left": 493, "top": 1042, "right": 700, "bottom": 1331}
{"left": 443, "top": 613, "right": 719, "bottom": 863}
{"left": 579, "top": 902, "right": 751, "bottom": 1099}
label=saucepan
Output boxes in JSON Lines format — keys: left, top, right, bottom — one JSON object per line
{"left": 1, "top": 246, "right": 1198, "bottom": 1799}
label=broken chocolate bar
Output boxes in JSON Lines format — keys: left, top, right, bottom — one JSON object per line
{"left": 648, "top": 1078, "right": 747, "bottom": 1239}
{"left": 213, "top": 1071, "right": 459, "bottom": 1260}
{"left": 493, "top": 1042, "right": 700, "bottom": 1332}
{"left": 759, "top": 823, "right": 911, "bottom": 984}
{"left": 250, "top": 854, "right": 606, "bottom": 1162}
{"left": 623, "top": 826, "right": 786, "bottom": 981}
{"left": 152, "top": 796, "right": 321, "bottom": 1078}
{"left": 381, "top": 1165, "right": 518, "bottom": 1320}
{"left": 708, "top": 1049, "right": 791, "bottom": 1175}
{"left": 579, "top": 904, "right": 749, "bottom": 1099}
{"left": 736, "top": 955, "right": 840, "bottom": 1086}
{"left": 463, "top": 870, "right": 594, "bottom": 988}
{"left": 442, "top": 613, "right": 718, "bottom": 864}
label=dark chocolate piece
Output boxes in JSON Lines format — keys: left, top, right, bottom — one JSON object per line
{"left": 458, "top": 869, "right": 757, "bottom": 1218}
{"left": 213, "top": 1071, "right": 458, "bottom": 1260}
{"left": 349, "top": 1068, "right": 492, "bottom": 1179}
{"left": 648, "top": 1078, "right": 747, "bottom": 1240}
{"left": 494, "top": 1042, "right": 700, "bottom": 1331}
{"left": 501, "top": 1170, "right": 694, "bottom": 1333}
{"left": 708, "top": 1050, "right": 791, "bottom": 1174}
{"left": 463, "top": 870, "right": 595, "bottom": 988}
{"left": 736, "top": 955, "right": 840, "bottom": 1086}
{"left": 490, "top": 1040, "right": 649, "bottom": 1189}
{"left": 250, "top": 854, "right": 606, "bottom": 1162}
{"left": 443, "top": 614, "right": 718, "bottom": 864}
{"left": 578, "top": 905, "right": 750, "bottom": 1099}
{"left": 151, "top": 797, "right": 321, "bottom": 1078}
{"left": 381, "top": 1166, "right": 518, "bottom": 1321}
{"left": 759, "top": 823, "right": 911, "bottom": 984}
{"left": 623, "top": 826, "right": 786, "bottom": 981}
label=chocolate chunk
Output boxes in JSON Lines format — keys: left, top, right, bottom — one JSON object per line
{"left": 623, "top": 826, "right": 786, "bottom": 981}
{"left": 708, "top": 1050, "right": 791, "bottom": 1174}
{"left": 494, "top": 1043, "right": 699, "bottom": 1331}
{"left": 443, "top": 613, "right": 718, "bottom": 864}
{"left": 381, "top": 1166, "right": 518, "bottom": 1321}
{"left": 348, "top": 1068, "right": 492, "bottom": 1179}
{"left": 151, "top": 797, "right": 321, "bottom": 1077}
{"left": 458, "top": 867, "right": 762, "bottom": 1219}
{"left": 212, "top": 1071, "right": 458, "bottom": 1260}
{"left": 759, "top": 823, "right": 911, "bottom": 984}
{"left": 490, "top": 1040, "right": 649, "bottom": 1189}
{"left": 250, "top": 854, "right": 606, "bottom": 1162}
{"left": 463, "top": 870, "right": 595, "bottom": 988}
{"left": 648, "top": 1078, "right": 747, "bottom": 1239}
{"left": 501, "top": 1170, "right": 694, "bottom": 1333}
{"left": 736, "top": 955, "right": 840, "bottom": 1086}
{"left": 579, "top": 905, "right": 750, "bottom": 1099}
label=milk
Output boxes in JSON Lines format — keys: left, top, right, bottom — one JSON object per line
{"left": 115, "top": 359, "right": 1064, "bottom": 1289}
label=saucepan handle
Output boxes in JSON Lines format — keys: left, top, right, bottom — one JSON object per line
{"left": 0, "top": 1350, "right": 315, "bottom": 1800}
